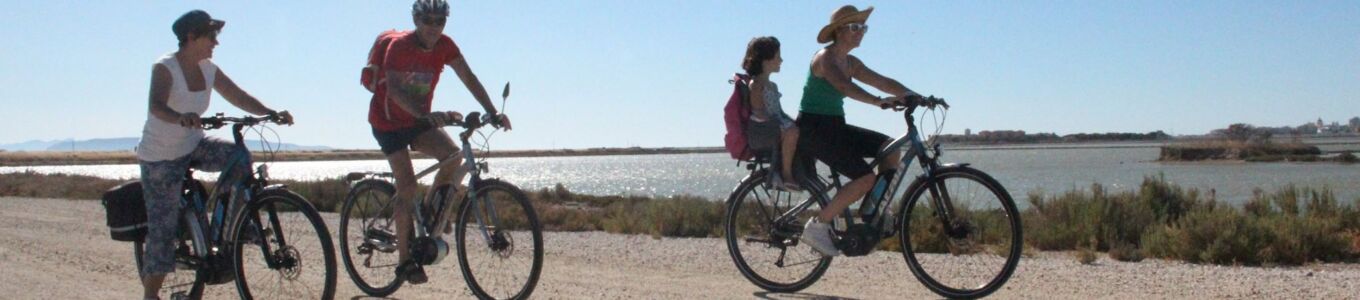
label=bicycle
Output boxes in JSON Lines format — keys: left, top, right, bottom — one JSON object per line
{"left": 339, "top": 84, "right": 544, "bottom": 299}
{"left": 132, "top": 113, "right": 338, "bottom": 299}
{"left": 724, "top": 97, "right": 1022, "bottom": 298}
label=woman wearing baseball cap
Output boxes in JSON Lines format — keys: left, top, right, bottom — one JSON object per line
{"left": 136, "top": 9, "right": 293, "bottom": 300}
{"left": 796, "top": 5, "right": 929, "bottom": 256}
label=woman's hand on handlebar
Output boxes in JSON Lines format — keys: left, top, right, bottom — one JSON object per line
{"left": 268, "top": 110, "right": 295, "bottom": 126}
{"left": 878, "top": 95, "right": 949, "bottom": 110}
{"left": 178, "top": 112, "right": 202, "bottom": 128}
{"left": 923, "top": 96, "right": 950, "bottom": 109}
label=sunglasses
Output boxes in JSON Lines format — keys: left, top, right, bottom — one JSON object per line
{"left": 419, "top": 15, "right": 447, "bottom": 26}
{"left": 844, "top": 23, "right": 869, "bottom": 32}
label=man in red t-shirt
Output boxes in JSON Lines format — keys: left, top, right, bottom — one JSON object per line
{"left": 368, "top": 0, "right": 512, "bottom": 284}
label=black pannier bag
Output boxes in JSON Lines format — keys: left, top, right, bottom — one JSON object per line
{"left": 101, "top": 181, "right": 147, "bottom": 242}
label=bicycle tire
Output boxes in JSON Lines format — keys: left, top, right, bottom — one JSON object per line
{"left": 338, "top": 179, "right": 404, "bottom": 296}
{"left": 724, "top": 169, "right": 833, "bottom": 293}
{"left": 231, "top": 189, "right": 338, "bottom": 299}
{"left": 455, "top": 179, "right": 543, "bottom": 300}
{"left": 897, "top": 166, "right": 1021, "bottom": 299}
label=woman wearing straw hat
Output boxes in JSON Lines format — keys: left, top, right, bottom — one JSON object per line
{"left": 796, "top": 5, "right": 927, "bottom": 256}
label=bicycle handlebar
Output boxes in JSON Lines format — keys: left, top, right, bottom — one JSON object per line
{"left": 417, "top": 111, "right": 502, "bottom": 131}
{"left": 880, "top": 95, "right": 950, "bottom": 111}
{"left": 201, "top": 113, "right": 287, "bottom": 130}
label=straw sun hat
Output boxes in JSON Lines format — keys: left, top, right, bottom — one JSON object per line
{"left": 816, "top": 5, "right": 874, "bottom": 44}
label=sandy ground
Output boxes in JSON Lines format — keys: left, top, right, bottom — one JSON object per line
{"left": 2, "top": 196, "right": 1358, "bottom": 299}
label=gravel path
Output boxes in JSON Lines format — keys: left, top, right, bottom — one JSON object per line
{"left": 1, "top": 197, "right": 1357, "bottom": 299}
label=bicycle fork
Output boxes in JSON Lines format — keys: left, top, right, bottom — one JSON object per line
{"left": 925, "top": 180, "right": 970, "bottom": 240}
{"left": 466, "top": 189, "right": 513, "bottom": 254}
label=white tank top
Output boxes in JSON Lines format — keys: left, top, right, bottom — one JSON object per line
{"left": 136, "top": 53, "right": 217, "bottom": 162}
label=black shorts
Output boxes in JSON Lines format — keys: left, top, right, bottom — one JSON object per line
{"left": 796, "top": 112, "right": 889, "bottom": 179}
{"left": 372, "top": 126, "right": 430, "bottom": 155}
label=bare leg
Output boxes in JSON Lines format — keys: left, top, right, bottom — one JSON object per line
{"left": 878, "top": 140, "right": 901, "bottom": 173}
{"left": 385, "top": 150, "right": 417, "bottom": 262}
{"left": 818, "top": 174, "right": 875, "bottom": 222}
{"left": 409, "top": 129, "right": 464, "bottom": 231}
{"left": 142, "top": 275, "right": 165, "bottom": 299}
{"left": 780, "top": 128, "right": 799, "bottom": 181}
{"left": 815, "top": 140, "right": 899, "bottom": 221}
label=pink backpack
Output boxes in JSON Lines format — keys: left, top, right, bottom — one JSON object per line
{"left": 723, "top": 73, "right": 754, "bottom": 160}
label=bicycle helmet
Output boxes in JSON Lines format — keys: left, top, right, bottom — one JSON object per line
{"left": 412, "top": 0, "right": 450, "bottom": 16}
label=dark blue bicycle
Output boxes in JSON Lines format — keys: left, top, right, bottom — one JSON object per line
{"left": 724, "top": 97, "right": 1022, "bottom": 298}
{"left": 131, "top": 114, "right": 337, "bottom": 299}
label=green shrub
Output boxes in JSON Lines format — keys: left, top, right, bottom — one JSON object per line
{"left": 1139, "top": 185, "right": 1357, "bottom": 266}
{"left": 1338, "top": 152, "right": 1358, "bottom": 163}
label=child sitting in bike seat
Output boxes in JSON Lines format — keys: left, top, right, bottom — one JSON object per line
{"left": 743, "top": 36, "right": 800, "bottom": 190}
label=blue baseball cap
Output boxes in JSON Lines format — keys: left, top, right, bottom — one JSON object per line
{"left": 172, "top": 10, "right": 225, "bottom": 42}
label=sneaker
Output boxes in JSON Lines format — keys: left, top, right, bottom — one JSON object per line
{"left": 396, "top": 259, "right": 428, "bottom": 284}
{"left": 800, "top": 219, "right": 840, "bottom": 257}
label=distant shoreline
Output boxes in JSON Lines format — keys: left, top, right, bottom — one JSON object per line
{"left": 0, "top": 147, "right": 728, "bottom": 167}
{"left": 2, "top": 136, "right": 1356, "bottom": 167}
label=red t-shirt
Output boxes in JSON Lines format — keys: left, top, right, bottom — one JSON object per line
{"left": 368, "top": 31, "right": 463, "bottom": 131}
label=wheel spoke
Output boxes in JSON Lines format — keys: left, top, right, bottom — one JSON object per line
{"left": 725, "top": 171, "right": 832, "bottom": 292}
{"left": 901, "top": 169, "right": 1020, "bottom": 298}
{"left": 236, "top": 192, "right": 336, "bottom": 299}
{"left": 457, "top": 180, "right": 543, "bottom": 299}
{"left": 339, "top": 182, "right": 402, "bottom": 296}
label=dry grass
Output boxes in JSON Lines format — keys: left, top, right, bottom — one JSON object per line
{"left": 1075, "top": 248, "right": 1098, "bottom": 265}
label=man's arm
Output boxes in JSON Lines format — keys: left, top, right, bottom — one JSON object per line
{"left": 448, "top": 56, "right": 495, "bottom": 115}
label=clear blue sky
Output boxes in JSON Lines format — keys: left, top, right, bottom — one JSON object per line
{"left": 2, "top": 1, "right": 1357, "bottom": 150}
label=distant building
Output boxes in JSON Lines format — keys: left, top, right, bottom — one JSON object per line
{"left": 964, "top": 128, "right": 972, "bottom": 136}
{"left": 978, "top": 130, "right": 1026, "bottom": 140}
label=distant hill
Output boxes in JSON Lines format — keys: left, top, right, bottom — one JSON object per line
{"left": 2, "top": 137, "right": 330, "bottom": 152}
{"left": 0, "top": 140, "right": 62, "bottom": 151}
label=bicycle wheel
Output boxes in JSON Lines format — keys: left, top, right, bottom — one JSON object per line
{"left": 231, "top": 189, "right": 338, "bottom": 299}
{"left": 725, "top": 169, "right": 833, "bottom": 293}
{"left": 338, "top": 179, "right": 403, "bottom": 296}
{"left": 455, "top": 179, "right": 543, "bottom": 300}
{"left": 898, "top": 166, "right": 1021, "bottom": 299}
{"left": 134, "top": 210, "right": 206, "bottom": 300}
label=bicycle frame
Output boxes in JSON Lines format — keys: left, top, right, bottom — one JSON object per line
{"left": 352, "top": 112, "right": 504, "bottom": 259}
{"left": 760, "top": 105, "right": 960, "bottom": 238}
{"left": 412, "top": 125, "right": 493, "bottom": 242}
{"left": 863, "top": 106, "right": 961, "bottom": 235}
{"left": 176, "top": 115, "right": 288, "bottom": 280}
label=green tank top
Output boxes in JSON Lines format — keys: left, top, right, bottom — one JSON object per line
{"left": 799, "top": 68, "right": 846, "bottom": 116}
